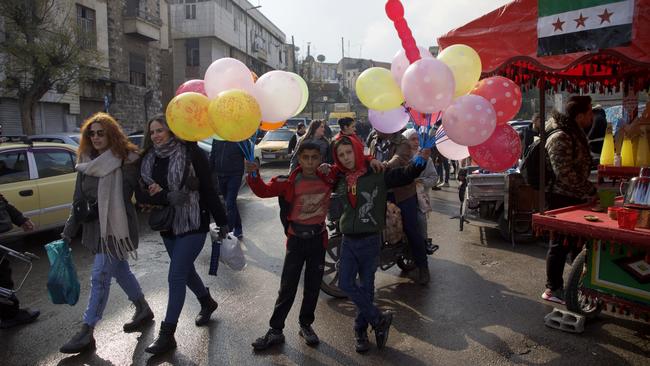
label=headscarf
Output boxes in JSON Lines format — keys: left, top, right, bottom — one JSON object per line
{"left": 332, "top": 135, "right": 367, "bottom": 208}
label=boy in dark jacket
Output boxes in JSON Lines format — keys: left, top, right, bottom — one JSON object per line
{"left": 332, "top": 135, "right": 427, "bottom": 353}
{"left": 246, "top": 142, "right": 336, "bottom": 350}
{"left": 0, "top": 194, "right": 37, "bottom": 329}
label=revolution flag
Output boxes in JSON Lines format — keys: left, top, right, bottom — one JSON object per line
{"left": 537, "top": 0, "right": 634, "bottom": 56}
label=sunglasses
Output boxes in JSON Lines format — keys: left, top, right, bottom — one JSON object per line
{"left": 87, "top": 130, "right": 105, "bottom": 138}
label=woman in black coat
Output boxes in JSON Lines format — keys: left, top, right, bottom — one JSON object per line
{"left": 138, "top": 115, "right": 229, "bottom": 355}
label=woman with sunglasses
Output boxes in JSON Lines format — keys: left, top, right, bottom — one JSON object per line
{"left": 138, "top": 115, "right": 228, "bottom": 355}
{"left": 59, "top": 113, "right": 152, "bottom": 354}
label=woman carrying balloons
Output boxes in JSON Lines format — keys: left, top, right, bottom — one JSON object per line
{"left": 289, "top": 120, "right": 332, "bottom": 172}
{"left": 60, "top": 113, "right": 151, "bottom": 354}
{"left": 138, "top": 115, "right": 229, "bottom": 355}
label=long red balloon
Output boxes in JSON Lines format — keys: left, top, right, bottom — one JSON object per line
{"left": 385, "top": 0, "right": 420, "bottom": 64}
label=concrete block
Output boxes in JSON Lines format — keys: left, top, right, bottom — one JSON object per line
{"left": 544, "top": 308, "right": 585, "bottom": 334}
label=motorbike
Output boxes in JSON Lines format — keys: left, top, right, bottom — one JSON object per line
{"left": 320, "top": 193, "right": 432, "bottom": 298}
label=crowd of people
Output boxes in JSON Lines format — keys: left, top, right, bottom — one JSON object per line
{"left": 0, "top": 95, "right": 603, "bottom": 356}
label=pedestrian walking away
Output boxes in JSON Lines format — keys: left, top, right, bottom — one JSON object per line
{"left": 210, "top": 139, "right": 245, "bottom": 239}
{"left": 59, "top": 112, "right": 152, "bottom": 354}
{"left": 0, "top": 194, "right": 38, "bottom": 330}
{"left": 247, "top": 142, "right": 336, "bottom": 351}
{"left": 137, "top": 115, "right": 229, "bottom": 355}
{"left": 331, "top": 135, "right": 428, "bottom": 353}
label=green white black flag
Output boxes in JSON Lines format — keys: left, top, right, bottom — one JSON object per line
{"left": 537, "top": 0, "right": 634, "bottom": 56}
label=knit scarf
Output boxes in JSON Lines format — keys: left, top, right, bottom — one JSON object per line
{"left": 76, "top": 150, "right": 136, "bottom": 260}
{"left": 141, "top": 138, "right": 201, "bottom": 235}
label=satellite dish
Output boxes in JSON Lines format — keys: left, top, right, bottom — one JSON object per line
{"left": 294, "top": 46, "right": 300, "bottom": 52}
{"left": 304, "top": 55, "right": 315, "bottom": 63}
{"left": 317, "top": 54, "right": 326, "bottom": 62}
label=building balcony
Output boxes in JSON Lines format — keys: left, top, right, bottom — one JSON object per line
{"left": 123, "top": 8, "right": 162, "bottom": 42}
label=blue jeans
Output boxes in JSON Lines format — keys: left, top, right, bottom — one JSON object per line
{"left": 162, "top": 232, "right": 209, "bottom": 324}
{"left": 83, "top": 254, "right": 143, "bottom": 327}
{"left": 217, "top": 175, "right": 243, "bottom": 236}
{"left": 397, "top": 196, "right": 428, "bottom": 268}
{"left": 338, "top": 234, "right": 381, "bottom": 331}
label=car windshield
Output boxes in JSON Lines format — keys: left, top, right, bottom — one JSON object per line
{"left": 285, "top": 119, "right": 305, "bottom": 129}
{"left": 70, "top": 136, "right": 80, "bottom": 144}
{"left": 263, "top": 130, "right": 293, "bottom": 142}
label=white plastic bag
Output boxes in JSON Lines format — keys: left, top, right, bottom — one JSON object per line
{"left": 218, "top": 232, "right": 246, "bottom": 271}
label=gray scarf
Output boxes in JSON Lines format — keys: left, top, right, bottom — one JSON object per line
{"left": 141, "top": 138, "right": 201, "bottom": 235}
{"left": 77, "top": 150, "right": 137, "bottom": 260}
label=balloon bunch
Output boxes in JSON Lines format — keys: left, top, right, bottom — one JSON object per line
{"left": 167, "top": 58, "right": 309, "bottom": 152}
{"left": 356, "top": 0, "right": 523, "bottom": 172}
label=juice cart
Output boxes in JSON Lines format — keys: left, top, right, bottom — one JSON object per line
{"left": 533, "top": 201, "right": 650, "bottom": 322}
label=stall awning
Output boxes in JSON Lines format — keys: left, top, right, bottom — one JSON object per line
{"left": 437, "top": 0, "right": 650, "bottom": 93}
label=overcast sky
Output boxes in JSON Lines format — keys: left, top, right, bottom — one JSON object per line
{"left": 257, "top": 0, "right": 512, "bottom": 63}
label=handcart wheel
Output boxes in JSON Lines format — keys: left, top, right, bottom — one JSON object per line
{"left": 565, "top": 249, "right": 604, "bottom": 319}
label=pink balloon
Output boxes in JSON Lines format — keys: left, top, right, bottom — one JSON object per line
{"left": 442, "top": 95, "right": 496, "bottom": 146}
{"left": 435, "top": 127, "right": 470, "bottom": 160}
{"left": 468, "top": 124, "right": 521, "bottom": 172}
{"left": 175, "top": 79, "right": 206, "bottom": 96}
{"left": 391, "top": 46, "right": 433, "bottom": 86}
{"left": 401, "top": 58, "right": 455, "bottom": 114}
{"left": 204, "top": 58, "right": 255, "bottom": 99}
{"left": 470, "top": 76, "right": 522, "bottom": 125}
{"left": 368, "top": 107, "right": 410, "bottom": 134}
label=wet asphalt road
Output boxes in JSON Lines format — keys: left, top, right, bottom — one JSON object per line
{"left": 1, "top": 162, "right": 648, "bottom": 366}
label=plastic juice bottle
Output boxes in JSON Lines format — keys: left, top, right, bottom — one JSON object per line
{"left": 599, "top": 126, "right": 615, "bottom": 166}
{"left": 621, "top": 136, "right": 635, "bottom": 167}
{"left": 632, "top": 136, "right": 639, "bottom": 166}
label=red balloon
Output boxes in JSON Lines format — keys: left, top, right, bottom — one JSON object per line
{"left": 385, "top": 0, "right": 404, "bottom": 21}
{"left": 175, "top": 79, "right": 206, "bottom": 96}
{"left": 468, "top": 124, "right": 521, "bottom": 172}
{"left": 470, "top": 76, "right": 522, "bottom": 125}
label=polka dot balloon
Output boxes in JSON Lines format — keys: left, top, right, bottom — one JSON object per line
{"left": 468, "top": 124, "right": 522, "bottom": 172}
{"left": 470, "top": 76, "right": 522, "bottom": 125}
{"left": 442, "top": 94, "right": 496, "bottom": 146}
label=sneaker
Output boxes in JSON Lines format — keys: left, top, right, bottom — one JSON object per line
{"left": 0, "top": 308, "right": 40, "bottom": 329}
{"left": 354, "top": 328, "right": 371, "bottom": 353}
{"left": 298, "top": 324, "right": 320, "bottom": 346}
{"left": 541, "top": 289, "right": 566, "bottom": 305}
{"left": 373, "top": 311, "right": 393, "bottom": 349}
{"left": 251, "top": 329, "right": 285, "bottom": 350}
{"left": 443, "top": 182, "right": 450, "bottom": 187}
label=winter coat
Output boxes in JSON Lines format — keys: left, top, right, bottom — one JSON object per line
{"left": 545, "top": 115, "right": 596, "bottom": 200}
{"left": 367, "top": 133, "right": 416, "bottom": 203}
{"left": 209, "top": 140, "right": 245, "bottom": 177}
{"left": 62, "top": 160, "right": 140, "bottom": 254}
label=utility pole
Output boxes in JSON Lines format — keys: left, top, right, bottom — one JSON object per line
{"left": 291, "top": 35, "right": 297, "bottom": 73}
{"left": 341, "top": 37, "right": 345, "bottom": 59}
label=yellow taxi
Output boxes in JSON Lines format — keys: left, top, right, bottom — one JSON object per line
{"left": 253, "top": 128, "right": 296, "bottom": 164}
{"left": 0, "top": 138, "right": 77, "bottom": 239}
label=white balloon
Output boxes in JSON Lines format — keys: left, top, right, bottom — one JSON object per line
{"left": 254, "top": 71, "right": 303, "bottom": 122}
{"left": 204, "top": 58, "right": 255, "bottom": 99}
{"left": 391, "top": 46, "right": 433, "bottom": 86}
{"left": 436, "top": 127, "right": 470, "bottom": 160}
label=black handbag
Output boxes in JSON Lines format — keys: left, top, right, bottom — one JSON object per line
{"left": 73, "top": 199, "right": 98, "bottom": 223}
{"left": 148, "top": 205, "right": 175, "bottom": 231}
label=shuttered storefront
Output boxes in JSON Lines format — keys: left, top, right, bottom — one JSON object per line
{"left": 0, "top": 98, "right": 21, "bottom": 135}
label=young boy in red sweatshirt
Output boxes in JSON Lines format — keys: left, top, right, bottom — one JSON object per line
{"left": 246, "top": 142, "right": 335, "bottom": 350}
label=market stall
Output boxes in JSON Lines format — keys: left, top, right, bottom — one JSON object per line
{"left": 533, "top": 197, "right": 650, "bottom": 322}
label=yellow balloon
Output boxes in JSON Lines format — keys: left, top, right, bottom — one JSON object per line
{"left": 208, "top": 89, "right": 261, "bottom": 142}
{"left": 165, "top": 92, "right": 213, "bottom": 141}
{"left": 437, "top": 44, "right": 482, "bottom": 97}
{"left": 356, "top": 67, "right": 404, "bottom": 111}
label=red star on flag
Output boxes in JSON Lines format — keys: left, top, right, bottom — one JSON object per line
{"left": 598, "top": 8, "right": 614, "bottom": 24}
{"left": 574, "top": 13, "right": 588, "bottom": 28}
{"left": 552, "top": 17, "right": 565, "bottom": 32}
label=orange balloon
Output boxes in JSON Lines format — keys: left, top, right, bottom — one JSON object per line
{"left": 260, "top": 121, "right": 285, "bottom": 131}
{"left": 251, "top": 71, "right": 259, "bottom": 82}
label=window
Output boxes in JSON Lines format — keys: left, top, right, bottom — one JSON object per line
{"left": 0, "top": 151, "right": 30, "bottom": 184}
{"left": 76, "top": 4, "right": 96, "bottom": 49}
{"left": 185, "top": 3, "right": 196, "bottom": 19}
{"left": 129, "top": 53, "right": 146, "bottom": 87}
{"left": 222, "top": 0, "right": 232, "bottom": 13}
{"left": 33, "top": 150, "right": 76, "bottom": 179}
{"left": 186, "top": 38, "right": 200, "bottom": 66}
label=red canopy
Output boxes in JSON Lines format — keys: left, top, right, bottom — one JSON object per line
{"left": 437, "top": 0, "right": 650, "bottom": 93}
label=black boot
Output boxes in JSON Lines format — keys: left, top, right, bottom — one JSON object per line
{"left": 195, "top": 288, "right": 218, "bottom": 326}
{"left": 417, "top": 266, "right": 430, "bottom": 285}
{"left": 251, "top": 328, "right": 285, "bottom": 351}
{"left": 59, "top": 324, "right": 95, "bottom": 354}
{"left": 123, "top": 296, "right": 154, "bottom": 332}
{"left": 145, "top": 321, "right": 177, "bottom": 355}
{"left": 354, "top": 328, "right": 370, "bottom": 353}
{"left": 373, "top": 311, "right": 393, "bottom": 349}
{"left": 0, "top": 308, "right": 40, "bottom": 329}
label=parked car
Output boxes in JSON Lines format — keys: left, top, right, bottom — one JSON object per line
{"left": 30, "top": 133, "right": 81, "bottom": 146}
{"left": 253, "top": 128, "right": 295, "bottom": 164}
{"left": 285, "top": 117, "right": 311, "bottom": 130}
{"left": 0, "top": 139, "right": 77, "bottom": 239}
